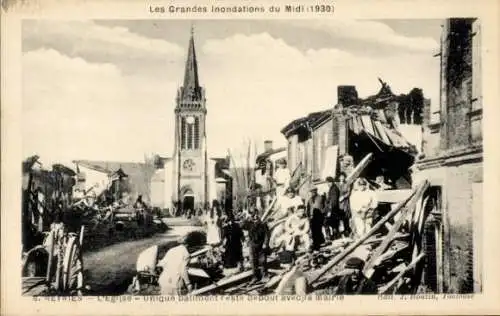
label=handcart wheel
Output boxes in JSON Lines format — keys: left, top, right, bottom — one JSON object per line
{"left": 62, "top": 236, "right": 84, "bottom": 292}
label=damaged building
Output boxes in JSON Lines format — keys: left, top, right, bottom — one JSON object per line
{"left": 280, "top": 80, "right": 423, "bottom": 199}
{"left": 414, "top": 18, "right": 482, "bottom": 294}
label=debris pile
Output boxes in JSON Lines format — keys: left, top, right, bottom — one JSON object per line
{"left": 186, "top": 179, "right": 431, "bottom": 296}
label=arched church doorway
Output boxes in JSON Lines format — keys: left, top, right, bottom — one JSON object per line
{"left": 180, "top": 186, "right": 195, "bottom": 217}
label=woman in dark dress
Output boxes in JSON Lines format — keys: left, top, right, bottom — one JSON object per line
{"left": 222, "top": 217, "right": 245, "bottom": 270}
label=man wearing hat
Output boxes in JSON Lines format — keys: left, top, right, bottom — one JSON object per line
{"left": 306, "top": 186, "right": 325, "bottom": 251}
{"left": 336, "top": 256, "right": 377, "bottom": 295}
{"left": 325, "top": 176, "right": 341, "bottom": 240}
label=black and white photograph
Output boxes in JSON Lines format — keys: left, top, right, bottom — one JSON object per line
{"left": 17, "top": 16, "right": 484, "bottom": 299}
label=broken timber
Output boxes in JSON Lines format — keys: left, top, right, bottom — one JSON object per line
{"left": 309, "top": 180, "right": 427, "bottom": 287}
{"left": 191, "top": 270, "right": 254, "bottom": 296}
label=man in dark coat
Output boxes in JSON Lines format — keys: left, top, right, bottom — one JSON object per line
{"left": 307, "top": 187, "right": 325, "bottom": 251}
{"left": 248, "top": 211, "right": 270, "bottom": 282}
{"left": 335, "top": 257, "right": 378, "bottom": 295}
{"left": 325, "top": 176, "right": 341, "bottom": 240}
{"left": 222, "top": 217, "right": 245, "bottom": 271}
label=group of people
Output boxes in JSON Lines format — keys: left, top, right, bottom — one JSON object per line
{"left": 155, "top": 157, "right": 391, "bottom": 295}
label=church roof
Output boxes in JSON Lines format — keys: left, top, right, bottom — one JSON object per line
{"left": 181, "top": 28, "right": 202, "bottom": 101}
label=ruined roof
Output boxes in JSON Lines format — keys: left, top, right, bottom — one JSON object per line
{"left": 280, "top": 109, "right": 332, "bottom": 138}
{"left": 52, "top": 164, "right": 76, "bottom": 176}
{"left": 255, "top": 147, "right": 287, "bottom": 165}
{"left": 359, "top": 78, "right": 397, "bottom": 108}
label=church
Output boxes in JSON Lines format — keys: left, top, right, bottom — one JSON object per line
{"left": 150, "top": 29, "right": 232, "bottom": 213}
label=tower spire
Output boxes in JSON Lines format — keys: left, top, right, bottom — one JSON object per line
{"left": 181, "top": 25, "right": 201, "bottom": 101}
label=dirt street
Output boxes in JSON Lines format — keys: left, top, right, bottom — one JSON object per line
{"left": 83, "top": 226, "right": 200, "bottom": 295}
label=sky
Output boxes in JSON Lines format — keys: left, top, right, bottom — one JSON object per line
{"left": 22, "top": 19, "right": 442, "bottom": 167}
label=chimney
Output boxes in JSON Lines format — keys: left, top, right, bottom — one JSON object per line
{"left": 337, "top": 85, "right": 358, "bottom": 106}
{"left": 264, "top": 140, "right": 273, "bottom": 153}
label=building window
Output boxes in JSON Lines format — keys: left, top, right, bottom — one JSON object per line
{"left": 181, "top": 117, "right": 186, "bottom": 149}
{"left": 470, "top": 116, "right": 482, "bottom": 144}
{"left": 471, "top": 20, "right": 482, "bottom": 111}
{"left": 187, "top": 119, "right": 193, "bottom": 149}
{"left": 469, "top": 19, "right": 482, "bottom": 145}
{"left": 194, "top": 117, "right": 200, "bottom": 149}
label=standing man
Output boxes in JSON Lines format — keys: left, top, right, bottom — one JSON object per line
{"left": 307, "top": 187, "right": 325, "bottom": 251}
{"left": 325, "top": 176, "right": 341, "bottom": 240}
{"left": 248, "top": 211, "right": 270, "bottom": 282}
{"left": 336, "top": 172, "right": 351, "bottom": 237}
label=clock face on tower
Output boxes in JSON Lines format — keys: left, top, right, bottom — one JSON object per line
{"left": 183, "top": 159, "right": 196, "bottom": 172}
{"left": 186, "top": 116, "right": 195, "bottom": 124}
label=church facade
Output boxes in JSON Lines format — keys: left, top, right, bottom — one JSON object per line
{"left": 171, "top": 30, "right": 209, "bottom": 211}
{"left": 150, "top": 30, "right": 232, "bottom": 213}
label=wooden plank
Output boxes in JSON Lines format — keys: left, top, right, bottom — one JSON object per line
{"left": 346, "top": 153, "right": 373, "bottom": 184}
{"left": 261, "top": 196, "right": 278, "bottom": 222}
{"left": 383, "top": 126, "right": 409, "bottom": 148}
{"left": 379, "top": 253, "right": 425, "bottom": 294}
{"left": 339, "top": 153, "right": 374, "bottom": 204}
{"left": 376, "top": 190, "right": 413, "bottom": 204}
{"left": 363, "top": 181, "right": 429, "bottom": 278}
{"left": 372, "top": 120, "right": 392, "bottom": 145}
{"left": 361, "top": 115, "right": 376, "bottom": 136}
{"left": 309, "top": 181, "right": 423, "bottom": 286}
{"left": 190, "top": 246, "right": 211, "bottom": 258}
{"left": 191, "top": 270, "right": 254, "bottom": 296}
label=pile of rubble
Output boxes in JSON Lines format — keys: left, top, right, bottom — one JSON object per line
{"left": 187, "top": 179, "right": 431, "bottom": 296}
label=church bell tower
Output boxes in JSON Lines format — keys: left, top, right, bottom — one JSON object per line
{"left": 172, "top": 27, "right": 208, "bottom": 211}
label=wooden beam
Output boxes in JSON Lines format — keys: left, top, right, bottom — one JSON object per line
{"left": 261, "top": 196, "right": 277, "bottom": 222}
{"left": 376, "top": 190, "right": 413, "bottom": 204}
{"left": 363, "top": 181, "right": 429, "bottom": 278}
{"left": 379, "top": 253, "right": 425, "bottom": 294}
{"left": 191, "top": 270, "right": 254, "bottom": 296}
{"left": 339, "top": 153, "right": 374, "bottom": 203}
{"left": 309, "top": 181, "right": 423, "bottom": 286}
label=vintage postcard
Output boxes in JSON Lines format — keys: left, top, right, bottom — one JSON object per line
{"left": 2, "top": 0, "right": 500, "bottom": 315}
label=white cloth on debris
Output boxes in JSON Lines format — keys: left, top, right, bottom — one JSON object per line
{"left": 157, "top": 245, "right": 190, "bottom": 295}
